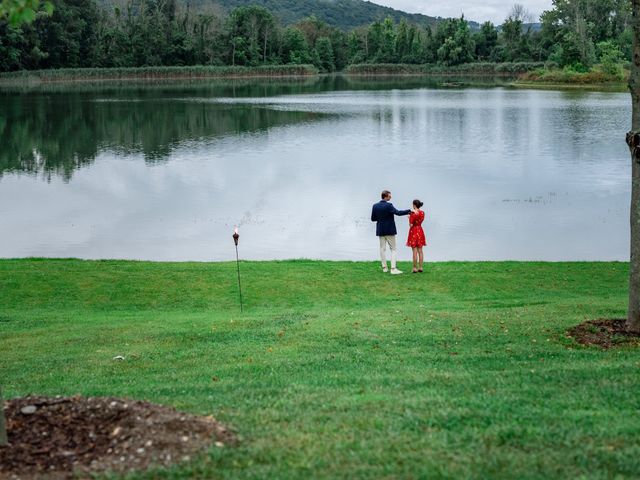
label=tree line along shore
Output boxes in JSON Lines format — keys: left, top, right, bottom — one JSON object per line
{"left": 0, "top": 0, "right": 631, "bottom": 85}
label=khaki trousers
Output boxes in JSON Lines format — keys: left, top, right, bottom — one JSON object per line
{"left": 379, "top": 235, "right": 397, "bottom": 269}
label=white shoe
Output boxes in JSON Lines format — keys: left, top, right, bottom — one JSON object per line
{"left": 390, "top": 268, "right": 403, "bottom": 275}
{"left": 382, "top": 266, "right": 388, "bottom": 273}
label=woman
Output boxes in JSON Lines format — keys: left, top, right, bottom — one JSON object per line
{"left": 406, "top": 199, "right": 426, "bottom": 273}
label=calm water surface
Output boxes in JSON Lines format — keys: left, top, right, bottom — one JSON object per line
{"left": 0, "top": 77, "right": 631, "bottom": 261}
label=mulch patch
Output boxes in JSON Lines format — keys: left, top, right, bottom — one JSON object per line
{"left": 0, "top": 395, "right": 235, "bottom": 479}
{"left": 567, "top": 319, "right": 640, "bottom": 349}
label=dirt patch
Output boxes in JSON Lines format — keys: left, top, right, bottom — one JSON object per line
{"left": 0, "top": 396, "right": 234, "bottom": 479}
{"left": 567, "top": 319, "right": 640, "bottom": 349}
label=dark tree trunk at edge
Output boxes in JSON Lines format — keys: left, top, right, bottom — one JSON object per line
{"left": 626, "top": 0, "right": 640, "bottom": 332}
{"left": 0, "top": 386, "right": 7, "bottom": 446}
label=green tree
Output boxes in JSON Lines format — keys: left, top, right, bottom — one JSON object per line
{"left": 0, "top": 22, "right": 27, "bottom": 70}
{"left": 229, "top": 35, "right": 246, "bottom": 65}
{"left": 347, "top": 29, "right": 365, "bottom": 63}
{"left": 422, "top": 25, "right": 437, "bottom": 63}
{"left": 36, "top": 0, "right": 100, "bottom": 69}
{"left": 281, "top": 27, "right": 310, "bottom": 64}
{"left": 0, "top": 0, "right": 52, "bottom": 25}
{"left": 539, "top": 0, "right": 625, "bottom": 66}
{"left": 190, "top": 9, "right": 224, "bottom": 65}
{"left": 474, "top": 21, "right": 498, "bottom": 60}
{"left": 295, "top": 16, "right": 347, "bottom": 70}
{"left": 366, "top": 20, "right": 383, "bottom": 61}
{"left": 559, "top": 28, "right": 595, "bottom": 67}
{"left": 315, "top": 36, "right": 334, "bottom": 72}
{"left": 377, "top": 16, "right": 396, "bottom": 62}
{"left": 395, "top": 19, "right": 409, "bottom": 61}
{"left": 404, "top": 24, "right": 424, "bottom": 63}
{"left": 436, "top": 16, "right": 474, "bottom": 65}
{"left": 597, "top": 40, "right": 624, "bottom": 76}
{"left": 500, "top": 15, "right": 524, "bottom": 61}
{"left": 227, "top": 6, "right": 276, "bottom": 66}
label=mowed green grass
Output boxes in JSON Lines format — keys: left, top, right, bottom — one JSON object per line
{"left": 1, "top": 259, "right": 638, "bottom": 479}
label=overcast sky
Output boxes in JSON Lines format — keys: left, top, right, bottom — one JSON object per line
{"left": 370, "top": 0, "right": 553, "bottom": 24}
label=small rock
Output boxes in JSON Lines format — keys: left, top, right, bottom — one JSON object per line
{"left": 145, "top": 440, "right": 153, "bottom": 447}
{"left": 136, "top": 448, "right": 145, "bottom": 454}
{"left": 20, "top": 405, "right": 37, "bottom": 414}
{"left": 214, "top": 441, "right": 224, "bottom": 448}
{"left": 111, "top": 426, "right": 123, "bottom": 437}
{"left": 181, "top": 435, "right": 189, "bottom": 442}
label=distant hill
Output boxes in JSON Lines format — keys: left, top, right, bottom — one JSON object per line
{"left": 98, "top": 0, "right": 482, "bottom": 31}
{"left": 523, "top": 22, "right": 542, "bottom": 32}
{"left": 195, "top": 0, "right": 441, "bottom": 29}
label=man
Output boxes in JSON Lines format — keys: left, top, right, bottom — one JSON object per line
{"left": 371, "top": 190, "right": 411, "bottom": 274}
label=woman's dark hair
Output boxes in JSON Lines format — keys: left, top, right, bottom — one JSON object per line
{"left": 413, "top": 199, "right": 423, "bottom": 208}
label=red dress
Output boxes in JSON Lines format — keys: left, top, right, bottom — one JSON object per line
{"left": 407, "top": 210, "right": 426, "bottom": 247}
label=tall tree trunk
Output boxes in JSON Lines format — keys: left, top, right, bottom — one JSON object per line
{"left": 0, "top": 386, "right": 7, "bottom": 446}
{"left": 231, "top": 40, "right": 236, "bottom": 66}
{"left": 263, "top": 26, "right": 268, "bottom": 64}
{"left": 626, "top": 0, "right": 640, "bottom": 332}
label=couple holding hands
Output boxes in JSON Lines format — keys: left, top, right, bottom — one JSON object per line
{"left": 371, "top": 190, "right": 426, "bottom": 275}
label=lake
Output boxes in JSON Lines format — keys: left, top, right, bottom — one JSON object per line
{"left": 0, "top": 76, "right": 631, "bottom": 262}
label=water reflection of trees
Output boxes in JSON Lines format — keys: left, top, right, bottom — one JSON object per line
{"left": 0, "top": 89, "right": 324, "bottom": 181}
{"left": 0, "top": 76, "right": 514, "bottom": 181}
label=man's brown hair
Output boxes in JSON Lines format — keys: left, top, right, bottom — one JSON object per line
{"left": 381, "top": 190, "right": 391, "bottom": 199}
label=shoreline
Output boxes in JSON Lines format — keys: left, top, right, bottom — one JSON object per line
{"left": 0, "top": 65, "right": 319, "bottom": 85}
{"left": 3, "top": 73, "right": 319, "bottom": 85}
{"left": 0, "top": 258, "right": 628, "bottom": 264}
{"left": 0, "top": 64, "right": 629, "bottom": 90}
{"left": 512, "top": 80, "right": 628, "bottom": 91}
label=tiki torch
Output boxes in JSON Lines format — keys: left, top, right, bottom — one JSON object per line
{"left": 233, "top": 226, "right": 243, "bottom": 312}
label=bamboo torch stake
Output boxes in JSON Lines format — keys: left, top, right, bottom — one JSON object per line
{"left": 233, "top": 226, "right": 243, "bottom": 312}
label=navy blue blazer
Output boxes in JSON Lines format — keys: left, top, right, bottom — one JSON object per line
{"left": 371, "top": 200, "right": 411, "bottom": 236}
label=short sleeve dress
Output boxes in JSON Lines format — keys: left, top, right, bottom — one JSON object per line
{"left": 406, "top": 210, "right": 426, "bottom": 247}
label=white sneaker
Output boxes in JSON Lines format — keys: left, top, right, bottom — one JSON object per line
{"left": 390, "top": 268, "right": 403, "bottom": 275}
{"left": 382, "top": 266, "right": 388, "bottom": 273}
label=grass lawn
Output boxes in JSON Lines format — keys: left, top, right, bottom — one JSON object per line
{"left": 0, "top": 259, "right": 638, "bottom": 479}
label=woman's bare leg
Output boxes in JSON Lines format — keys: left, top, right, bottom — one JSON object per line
{"left": 412, "top": 248, "right": 418, "bottom": 272}
{"left": 418, "top": 248, "right": 424, "bottom": 271}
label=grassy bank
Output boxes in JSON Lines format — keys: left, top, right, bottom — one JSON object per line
{"left": 1, "top": 259, "right": 638, "bottom": 478}
{"left": 345, "top": 62, "right": 545, "bottom": 76}
{"left": 0, "top": 65, "right": 318, "bottom": 84}
{"left": 515, "top": 66, "right": 628, "bottom": 89}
